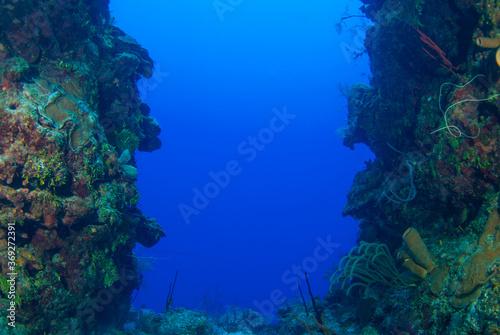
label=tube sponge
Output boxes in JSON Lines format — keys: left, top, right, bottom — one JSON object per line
{"left": 402, "top": 227, "right": 435, "bottom": 273}
{"left": 476, "top": 35, "right": 500, "bottom": 48}
{"left": 397, "top": 250, "right": 428, "bottom": 278}
{"left": 476, "top": 34, "right": 500, "bottom": 67}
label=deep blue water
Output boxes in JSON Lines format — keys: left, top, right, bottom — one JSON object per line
{"left": 110, "top": 0, "right": 373, "bottom": 317}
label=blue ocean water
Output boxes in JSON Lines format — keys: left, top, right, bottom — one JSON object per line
{"left": 110, "top": 0, "right": 373, "bottom": 317}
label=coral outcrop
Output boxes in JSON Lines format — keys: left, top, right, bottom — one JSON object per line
{"left": 0, "top": 1, "right": 164, "bottom": 333}
{"left": 329, "top": 0, "right": 500, "bottom": 333}
{"left": 449, "top": 207, "right": 500, "bottom": 309}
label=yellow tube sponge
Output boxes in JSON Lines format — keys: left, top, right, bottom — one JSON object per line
{"left": 397, "top": 250, "right": 428, "bottom": 278}
{"left": 476, "top": 34, "right": 500, "bottom": 67}
{"left": 402, "top": 227, "right": 436, "bottom": 273}
{"left": 476, "top": 35, "right": 500, "bottom": 48}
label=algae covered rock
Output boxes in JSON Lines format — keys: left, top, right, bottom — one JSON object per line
{"left": 132, "top": 308, "right": 210, "bottom": 335}
{"left": 1, "top": 57, "right": 29, "bottom": 82}
{"left": 160, "top": 308, "right": 211, "bottom": 335}
{"left": 337, "top": 0, "right": 500, "bottom": 333}
{"left": 0, "top": 1, "right": 164, "bottom": 333}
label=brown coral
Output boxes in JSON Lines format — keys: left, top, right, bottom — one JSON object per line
{"left": 450, "top": 208, "right": 500, "bottom": 308}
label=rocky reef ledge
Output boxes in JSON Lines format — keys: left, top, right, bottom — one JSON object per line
{"left": 0, "top": 0, "right": 164, "bottom": 333}
{"left": 331, "top": 0, "right": 500, "bottom": 333}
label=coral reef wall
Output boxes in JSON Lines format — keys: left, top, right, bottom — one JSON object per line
{"left": 0, "top": 0, "right": 164, "bottom": 333}
{"left": 337, "top": 0, "right": 500, "bottom": 333}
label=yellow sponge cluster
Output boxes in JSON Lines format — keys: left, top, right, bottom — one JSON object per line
{"left": 476, "top": 34, "right": 500, "bottom": 67}
{"left": 398, "top": 228, "right": 435, "bottom": 278}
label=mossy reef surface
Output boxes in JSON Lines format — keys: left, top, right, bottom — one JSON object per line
{"left": 0, "top": 0, "right": 164, "bottom": 333}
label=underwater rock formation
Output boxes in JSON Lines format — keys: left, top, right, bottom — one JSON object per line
{"left": 0, "top": 0, "right": 164, "bottom": 333}
{"left": 331, "top": 0, "right": 500, "bottom": 333}
{"left": 124, "top": 306, "right": 280, "bottom": 335}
